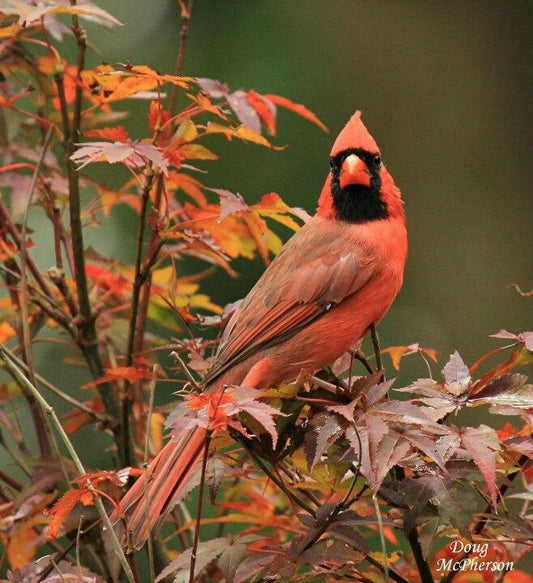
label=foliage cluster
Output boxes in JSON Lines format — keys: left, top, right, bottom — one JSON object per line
{"left": 0, "top": 3, "right": 532, "bottom": 583}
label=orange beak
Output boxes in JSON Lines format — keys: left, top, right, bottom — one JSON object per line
{"left": 339, "top": 154, "right": 371, "bottom": 189}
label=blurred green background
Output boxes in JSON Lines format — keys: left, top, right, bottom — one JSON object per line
{"left": 4, "top": 1, "right": 533, "bottom": 475}
{"left": 85, "top": 0, "right": 532, "bottom": 367}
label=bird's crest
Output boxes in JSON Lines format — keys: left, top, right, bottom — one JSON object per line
{"left": 330, "top": 110, "right": 379, "bottom": 156}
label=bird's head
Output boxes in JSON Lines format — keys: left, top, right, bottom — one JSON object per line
{"left": 317, "top": 111, "right": 404, "bottom": 223}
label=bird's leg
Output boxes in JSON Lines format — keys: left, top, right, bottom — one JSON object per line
{"left": 369, "top": 323, "right": 384, "bottom": 381}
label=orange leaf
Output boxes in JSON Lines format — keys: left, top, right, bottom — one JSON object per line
{"left": 84, "top": 126, "right": 130, "bottom": 142}
{"left": 0, "top": 321, "right": 17, "bottom": 343}
{"left": 263, "top": 94, "right": 328, "bottom": 132}
{"left": 503, "top": 571, "right": 533, "bottom": 583}
{"left": 473, "top": 347, "right": 533, "bottom": 395}
{"left": 106, "top": 75, "right": 159, "bottom": 102}
{"left": 247, "top": 89, "right": 276, "bottom": 135}
{"left": 252, "top": 192, "right": 304, "bottom": 231}
{"left": 47, "top": 489, "right": 94, "bottom": 540}
{"left": 7, "top": 516, "right": 45, "bottom": 569}
{"left": 82, "top": 366, "right": 152, "bottom": 389}
{"left": 0, "top": 24, "right": 21, "bottom": 38}
{"left": 149, "top": 99, "right": 172, "bottom": 142}
{"left": 243, "top": 214, "right": 269, "bottom": 265}
{"left": 382, "top": 344, "right": 439, "bottom": 370}
{"left": 167, "top": 172, "right": 207, "bottom": 205}
{"left": 150, "top": 412, "right": 165, "bottom": 452}
{"left": 384, "top": 346, "right": 410, "bottom": 370}
{"left": 63, "top": 397, "right": 105, "bottom": 434}
{"left": 86, "top": 263, "right": 130, "bottom": 300}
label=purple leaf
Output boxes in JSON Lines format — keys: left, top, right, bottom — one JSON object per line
{"left": 305, "top": 413, "right": 343, "bottom": 469}
{"left": 227, "top": 387, "right": 283, "bottom": 449}
{"left": 196, "top": 77, "right": 229, "bottom": 98}
{"left": 218, "top": 538, "right": 249, "bottom": 583}
{"left": 442, "top": 351, "right": 471, "bottom": 396}
{"left": 207, "top": 188, "right": 249, "bottom": 221}
{"left": 460, "top": 425, "right": 500, "bottom": 507}
{"left": 471, "top": 373, "right": 533, "bottom": 409}
{"left": 227, "top": 90, "right": 262, "bottom": 134}
{"left": 156, "top": 537, "right": 226, "bottom": 582}
{"left": 490, "top": 329, "right": 522, "bottom": 341}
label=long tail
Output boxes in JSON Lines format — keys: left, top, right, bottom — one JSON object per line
{"left": 114, "top": 425, "right": 207, "bottom": 548}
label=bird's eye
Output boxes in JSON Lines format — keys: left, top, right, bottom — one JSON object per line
{"left": 372, "top": 153, "right": 382, "bottom": 168}
{"left": 329, "top": 158, "right": 336, "bottom": 169}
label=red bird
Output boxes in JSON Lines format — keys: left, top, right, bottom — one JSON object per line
{"left": 118, "top": 111, "right": 408, "bottom": 547}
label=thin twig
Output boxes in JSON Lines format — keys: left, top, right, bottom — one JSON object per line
{"left": 54, "top": 8, "right": 121, "bottom": 450}
{"left": 373, "top": 493, "right": 389, "bottom": 583}
{"left": 19, "top": 125, "right": 55, "bottom": 458}
{"left": 2, "top": 346, "right": 113, "bottom": 426}
{"left": 0, "top": 468, "right": 22, "bottom": 491}
{"left": 0, "top": 347, "right": 135, "bottom": 583}
{"left": 369, "top": 324, "right": 434, "bottom": 582}
{"left": 168, "top": 0, "right": 195, "bottom": 117}
{"left": 122, "top": 170, "right": 156, "bottom": 467}
{"left": 170, "top": 351, "right": 202, "bottom": 391}
{"left": 189, "top": 429, "right": 211, "bottom": 583}
{"left": 0, "top": 201, "right": 53, "bottom": 298}
{"left": 309, "top": 375, "right": 344, "bottom": 396}
{"left": 241, "top": 440, "right": 316, "bottom": 516}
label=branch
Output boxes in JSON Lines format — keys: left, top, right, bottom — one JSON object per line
{"left": 370, "top": 324, "right": 434, "bottom": 582}
{"left": 168, "top": 0, "right": 195, "bottom": 117}
{"left": 0, "top": 200, "right": 53, "bottom": 298}
{"left": 2, "top": 346, "right": 113, "bottom": 427}
{"left": 0, "top": 346, "right": 135, "bottom": 583}
{"left": 19, "top": 126, "right": 55, "bottom": 459}
{"left": 240, "top": 439, "right": 316, "bottom": 516}
{"left": 121, "top": 170, "right": 156, "bottom": 467}
{"left": 53, "top": 10, "right": 121, "bottom": 447}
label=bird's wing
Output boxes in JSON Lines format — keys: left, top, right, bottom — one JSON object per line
{"left": 203, "top": 221, "right": 376, "bottom": 385}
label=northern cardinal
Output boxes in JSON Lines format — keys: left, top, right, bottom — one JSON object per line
{"left": 117, "top": 111, "right": 407, "bottom": 547}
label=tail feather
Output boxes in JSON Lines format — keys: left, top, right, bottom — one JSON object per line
{"left": 115, "top": 425, "right": 207, "bottom": 548}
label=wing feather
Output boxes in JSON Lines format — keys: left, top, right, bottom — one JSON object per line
{"left": 203, "top": 218, "right": 375, "bottom": 386}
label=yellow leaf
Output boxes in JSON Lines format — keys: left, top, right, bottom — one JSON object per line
{"left": 150, "top": 412, "right": 164, "bottom": 452}
{"left": 205, "top": 122, "right": 283, "bottom": 149}
{"left": 252, "top": 192, "right": 303, "bottom": 231}
{"left": 178, "top": 143, "right": 219, "bottom": 160}
{"left": 175, "top": 119, "right": 198, "bottom": 142}
{"left": 7, "top": 516, "right": 47, "bottom": 569}
{"left": 189, "top": 293, "right": 223, "bottom": 315}
{"left": 0, "top": 24, "right": 21, "bottom": 38}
